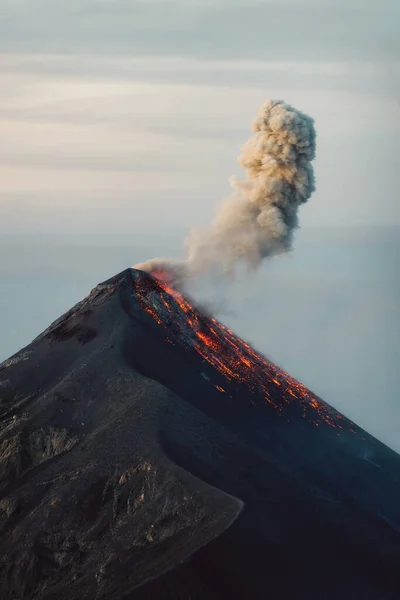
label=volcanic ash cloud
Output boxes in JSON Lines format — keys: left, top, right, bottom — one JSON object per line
{"left": 135, "top": 99, "right": 316, "bottom": 284}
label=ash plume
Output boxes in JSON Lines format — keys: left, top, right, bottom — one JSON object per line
{"left": 135, "top": 99, "right": 316, "bottom": 285}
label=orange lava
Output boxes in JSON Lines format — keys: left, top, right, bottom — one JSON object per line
{"left": 135, "top": 270, "right": 350, "bottom": 432}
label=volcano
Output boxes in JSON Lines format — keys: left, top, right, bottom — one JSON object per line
{"left": 0, "top": 268, "right": 399, "bottom": 599}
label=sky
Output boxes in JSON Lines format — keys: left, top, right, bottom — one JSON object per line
{"left": 0, "top": 0, "right": 399, "bottom": 450}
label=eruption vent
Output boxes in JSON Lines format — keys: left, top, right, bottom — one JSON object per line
{"left": 135, "top": 99, "right": 316, "bottom": 284}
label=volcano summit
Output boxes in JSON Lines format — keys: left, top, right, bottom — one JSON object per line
{"left": 0, "top": 268, "right": 399, "bottom": 599}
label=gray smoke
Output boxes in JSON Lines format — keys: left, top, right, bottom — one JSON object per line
{"left": 135, "top": 99, "right": 316, "bottom": 285}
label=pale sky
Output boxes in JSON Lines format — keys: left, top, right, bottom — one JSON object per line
{"left": 0, "top": 0, "right": 399, "bottom": 450}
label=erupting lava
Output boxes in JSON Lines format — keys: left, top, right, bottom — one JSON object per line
{"left": 134, "top": 269, "right": 353, "bottom": 432}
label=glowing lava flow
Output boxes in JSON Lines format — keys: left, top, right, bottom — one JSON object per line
{"left": 134, "top": 270, "right": 351, "bottom": 432}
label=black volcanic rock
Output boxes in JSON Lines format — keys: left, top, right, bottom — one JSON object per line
{"left": 0, "top": 268, "right": 399, "bottom": 599}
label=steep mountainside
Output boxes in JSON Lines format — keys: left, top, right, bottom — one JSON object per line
{"left": 0, "top": 268, "right": 399, "bottom": 599}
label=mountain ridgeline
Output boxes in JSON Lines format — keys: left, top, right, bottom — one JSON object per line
{"left": 0, "top": 268, "right": 399, "bottom": 599}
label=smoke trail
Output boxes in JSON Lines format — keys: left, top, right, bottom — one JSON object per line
{"left": 135, "top": 99, "right": 316, "bottom": 285}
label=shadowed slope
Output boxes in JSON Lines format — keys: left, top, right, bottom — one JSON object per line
{"left": 0, "top": 268, "right": 399, "bottom": 599}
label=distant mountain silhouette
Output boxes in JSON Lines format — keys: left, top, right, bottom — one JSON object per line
{"left": 0, "top": 268, "right": 399, "bottom": 599}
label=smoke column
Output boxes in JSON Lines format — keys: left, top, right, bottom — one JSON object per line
{"left": 135, "top": 99, "right": 316, "bottom": 286}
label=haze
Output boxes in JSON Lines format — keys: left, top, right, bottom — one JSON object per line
{"left": 0, "top": 0, "right": 399, "bottom": 451}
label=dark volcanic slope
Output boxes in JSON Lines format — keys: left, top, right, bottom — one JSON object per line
{"left": 0, "top": 269, "right": 399, "bottom": 600}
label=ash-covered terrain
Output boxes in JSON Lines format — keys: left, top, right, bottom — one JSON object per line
{"left": 0, "top": 268, "right": 399, "bottom": 599}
